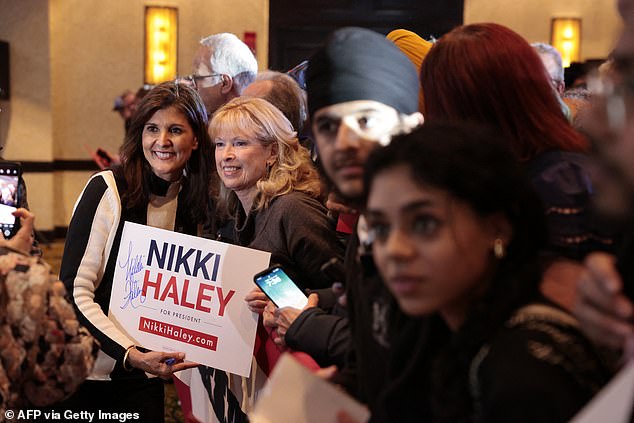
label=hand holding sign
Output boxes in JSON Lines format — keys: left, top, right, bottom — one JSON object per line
{"left": 110, "top": 222, "right": 271, "bottom": 376}
{"left": 126, "top": 348, "right": 199, "bottom": 379}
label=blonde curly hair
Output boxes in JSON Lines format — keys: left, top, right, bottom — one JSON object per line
{"left": 210, "top": 97, "right": 321, "bottom": 215}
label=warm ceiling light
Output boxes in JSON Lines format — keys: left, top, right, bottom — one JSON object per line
{"left": 551, "top": 18, "right": 581, "bottom": 68}
{"left": 145, "top": 6, "right": 178, "bottom": 85}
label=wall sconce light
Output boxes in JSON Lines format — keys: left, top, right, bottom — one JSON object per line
{"left": 145, "top": 6, "right": 178, "bottom": 85}
{"left": 550, "top": 18, "right": 581, "bottom": 68}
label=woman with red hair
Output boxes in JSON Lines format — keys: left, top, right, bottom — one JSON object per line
{"left": 421, "top": 23, "right": 585, "bottom": 161}
{"left": 420, "top": 23, "right": 615, "bottom": 310}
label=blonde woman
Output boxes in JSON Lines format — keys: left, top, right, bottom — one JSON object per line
{"left": 197, "top": 97, "right": 343, "bottom": 421}
{"left": 212, "top": 96, "right": 342, "bottom": 292}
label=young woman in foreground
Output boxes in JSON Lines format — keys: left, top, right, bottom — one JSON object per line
{"left": 362, "top": 123, "right": 612, "bottom": 422}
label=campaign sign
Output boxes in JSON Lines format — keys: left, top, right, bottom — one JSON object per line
{"left": 109, "top": 222, "right": 271, "bottom": 377}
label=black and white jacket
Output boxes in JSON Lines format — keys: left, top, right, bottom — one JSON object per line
{"left": 60, "top": 170, "right": 197, "bottom": 380}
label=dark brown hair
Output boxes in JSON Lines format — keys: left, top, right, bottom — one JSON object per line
{"left": 119, "top": 81, "right": 212, "bottom": 223}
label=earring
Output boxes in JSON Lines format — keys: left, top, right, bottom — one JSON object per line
{"left": 493, "top": 238, "right": 505, "bottom": 259}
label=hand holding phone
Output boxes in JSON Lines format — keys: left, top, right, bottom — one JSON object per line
{"left": 0, "top": 161, "right": 21, "bottom": 239}
{"left": 3, "top": 208, "right": 35, "bottom": 254}
{"left": 96, "top": 148, "right": 113, "bottom": 164}
{"left": 253, "top": 266, "right": 308, "bottom": 310}
{"left": 273, "top": 292, "right": 319, "bottom": 344}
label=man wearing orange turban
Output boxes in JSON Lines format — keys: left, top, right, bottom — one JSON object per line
{"left": 386, "top": 29, "right": 433, "bottom": 113}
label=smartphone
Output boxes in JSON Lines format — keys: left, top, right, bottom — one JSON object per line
{"left": 253, "top": 265, "right": 308, "bottom": 309}
{"left": 96, "top": 148, "right": 113, "bottom": 167}
{"left": 0, "top": 161, "right": 21, "bottom": 239}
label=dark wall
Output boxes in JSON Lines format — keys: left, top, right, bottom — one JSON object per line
{"left": 0, "top": 41, "right": 9, "bottom": 99}
{"left": 269, "top": 0, "right": 463, "bottom": 71}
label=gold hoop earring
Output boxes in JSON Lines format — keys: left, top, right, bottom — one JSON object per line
{"left": 493, "top": 238, "right": 505, "bottom": 259}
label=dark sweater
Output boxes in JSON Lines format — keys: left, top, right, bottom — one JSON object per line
{"left": 285, "top": 227, "right": 426, "bottom": 418}
{"left": 472, "top": 303, "right": 613, "bottom": 422}
{"left": 526, "top": 150, "right": 617, "bottom": 260}
{"left": 196, "top": 191, "right": 344, "bottom": 422}
{"left": 231, "top": 191, "right": 344, "bottom": 290}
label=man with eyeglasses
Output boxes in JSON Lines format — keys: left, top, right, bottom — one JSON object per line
{"left": 532, "top": 42, "right": 566, "bottom": 96}
{"left": 171, "top": 33, "right": 257, "bottom": 423}
{"left": 574, "top": 0, "right": 634, "bottom": 360}
{"left": 531, "top": 42, "right": 574, "bottom": 122}
{"left": 186, "top": 33, "right": 257, "bottom": 116}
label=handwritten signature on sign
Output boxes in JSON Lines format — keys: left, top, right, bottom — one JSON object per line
{"left": 119, "top": 241, "right": 146, "bottom": 310}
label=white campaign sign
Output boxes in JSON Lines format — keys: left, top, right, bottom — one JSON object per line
{"left": 108, "top": 221, "right": 271, "bottom": 377}
{"left": 250, "top": 354, "right": 370, "bottom": 423}
{"left": 571, "top": 359, "right": 634, "bottom": 423}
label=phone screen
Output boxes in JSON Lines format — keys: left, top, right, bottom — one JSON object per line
{"left": 254, "top": 266, "right": 308, "bottom": 309}
{"left": 0, "top": 166, "right": 19, "bottom": 238}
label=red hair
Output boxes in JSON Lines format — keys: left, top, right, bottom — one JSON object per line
{"left": 420, "top": 23, "right": 587, "bottom": 162}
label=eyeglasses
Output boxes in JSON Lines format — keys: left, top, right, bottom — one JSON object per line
{"left": 177, "top": 73, "right": 224, "bottom": 90}
{"left": 314, "top": 109, "right": 416, "bottom": 146}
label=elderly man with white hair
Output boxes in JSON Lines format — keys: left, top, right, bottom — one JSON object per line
{"left": 532, "top": 42, "right": 566, "bottom": 95}
{"left": 189, "top": 33, "right": 258, "bottom": 116}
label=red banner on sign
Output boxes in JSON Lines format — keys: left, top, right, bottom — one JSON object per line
{"left": 139, "top": 316, "right": 218, "bottom": 351}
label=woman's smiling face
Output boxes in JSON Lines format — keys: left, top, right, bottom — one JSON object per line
{"left": 214, "top": 128, "right": 276, "bottom": 195}
{"left": 142, "top": 106, "right": 198, "bottom": 182}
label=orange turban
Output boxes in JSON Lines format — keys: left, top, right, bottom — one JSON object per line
{"left": 386, "top": 29, "right": 433, "bottom": 113}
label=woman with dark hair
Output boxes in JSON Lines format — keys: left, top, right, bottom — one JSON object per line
{"left": 362, "top": 122, "right": 612, "bottom": 422}
{"left": 59, "top": 81, "right": 211, "bottom": 420}
{"left": 420, "top": 23, "right": 615, "bottom": 309}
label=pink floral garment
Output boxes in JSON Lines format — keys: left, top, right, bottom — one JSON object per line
{"left": 0, "top": 249, "right": 97, "bottom": 413}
